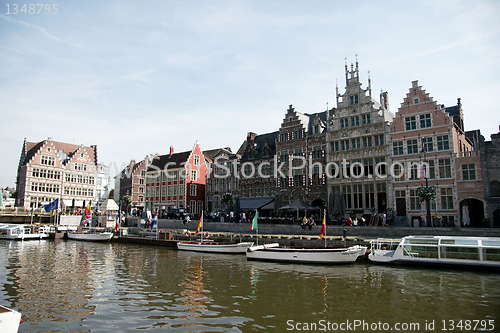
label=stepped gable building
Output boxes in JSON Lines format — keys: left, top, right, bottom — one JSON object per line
{"left": 117, "top": 154, "right": 156, "bottom": 215}
{"left": 236, "top": 131, "right": 278, "bottom": 212}
{"left": 326, "top": 59, "right": 394, "bottom": 220}
{"left": 203, "top": 147, "right": 240, "bottom": 212}
{"left": 16, "top": 138, "right": 98, "bottom": 210}
{"left": 391, "top": 80, "right": 484, "bottom": 227}
{"left": 275, "top": 104, "right": 329, "bottom": 209}
{"left": 144, "top": 142, "right": 206, "bottom": 215}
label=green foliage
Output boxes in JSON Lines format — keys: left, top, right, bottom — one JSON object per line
{"left": 416, "top": 186, "right": 436, "bottom": 205}
{"left": 220, "top": 193, "right": 235, "bottom": 207}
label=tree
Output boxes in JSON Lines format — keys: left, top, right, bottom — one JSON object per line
{"left": 416, "top": 186, "right": 436, "bottom": 205}
{"left": 122, "top": 195, "right": 132, "bottom": 216}
{"left": 220, "top": 193, "right": 235, "bottom": 211}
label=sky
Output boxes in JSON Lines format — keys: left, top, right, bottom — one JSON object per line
{"left": 1, "top": 0, "right": 500, "bottom": 189}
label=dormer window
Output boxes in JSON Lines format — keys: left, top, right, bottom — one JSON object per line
{"left": 314, "top": 125, "right": 319, "bottom": 134}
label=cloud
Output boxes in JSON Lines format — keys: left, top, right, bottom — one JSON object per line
{"left": 0, "top": 14, "right": 90, "bottom": 50}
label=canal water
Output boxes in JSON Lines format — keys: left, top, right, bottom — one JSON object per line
{"left": 0, "top": 239, "right": 498, "bottom": 332}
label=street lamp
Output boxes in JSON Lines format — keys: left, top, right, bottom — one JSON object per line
{"left": 421, "top": 147, "right": 432, "bottom": 227}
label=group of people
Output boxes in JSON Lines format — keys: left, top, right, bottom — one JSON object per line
{"left": 300, "top": 216, "right": 316, "bottom": 230}
{"left": 345, "top": 212, "right": 387, "bottom": 226}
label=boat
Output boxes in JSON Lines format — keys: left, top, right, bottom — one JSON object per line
{"left": 0, "top": 224, "right": 49, "bottom": 240}
{"left": 246, "top": 243, "right": 367, "bottom": 264}
{"left": 67, "top": 228, "right": 113, "bottom": 242}
{"left": 368, "top": 236, "right": 500, "bottom": 269}
{"left": 0, "top": 304, "right": 22, "bottom": 332}
{"left": 177, "top": 241, "right": 254, "bottom": 253}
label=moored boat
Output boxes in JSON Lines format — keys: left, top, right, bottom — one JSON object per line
{"left": 67, "top": 228, "right": 113, "bottom": 242}
{"left": 368, "top": 236, "right": 500, "bottom": 269}
{"left": 177, "top": 241, "right": 254, "bottom": 253}
{"left": 0, "top": 305, "right": 22, "bottom": 333}
{"left": 246, "top": 243, "right": 366, "bottom": 264}
{"left": 0, "top": 224, "right": 49, "bottom": 240}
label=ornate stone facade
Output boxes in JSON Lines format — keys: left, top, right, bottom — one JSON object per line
{"left": 326, "top": 60, "right": 393, "bottom": 220}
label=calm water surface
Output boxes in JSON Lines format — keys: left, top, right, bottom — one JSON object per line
{"left": 0, "top": 239, "right": 498, "bottom": 332}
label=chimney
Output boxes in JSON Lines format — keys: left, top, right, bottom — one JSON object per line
{"left": 169, "top": 146, "right": 174, "bottom": 156}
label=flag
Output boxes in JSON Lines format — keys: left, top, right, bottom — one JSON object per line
{"left": 194, "top": 212, "right": 203, "bottom": 235}
{"left": 250, "top": 211, "right": 258, "bottom": 231}
{"left": 319, "top": 210, "right": 326, "bottom": 240}
{"left": 44, "top": 199, "right": 59, "bottom": 213}
{"left": 82, "top": 203, "right": 92, "bottom": 227}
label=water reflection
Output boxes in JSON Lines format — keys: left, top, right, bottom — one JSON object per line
{"left": 0, "top": 240, "right": 498, "bottom": 333}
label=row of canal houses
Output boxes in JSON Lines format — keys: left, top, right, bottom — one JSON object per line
{"left": 15, "top": 60, "right": 500, "bottom": 227}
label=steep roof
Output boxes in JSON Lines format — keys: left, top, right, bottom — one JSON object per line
{"left": 21, "top": 139, "right": 97, "bottom": 167}
{"left": 239, "top": 131, "right": 278, "bottom": 162}
{"left": 147, "top": 151, "right": 191, "bottom": 171}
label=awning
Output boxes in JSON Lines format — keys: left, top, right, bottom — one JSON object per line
{"left": 239, "top": 197, "right": 274, "bottom": 210}
{"left": 260, "top": 201, "right": 275, "bottom": 210}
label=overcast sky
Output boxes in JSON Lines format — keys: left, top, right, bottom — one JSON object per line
{"left": 1, "top": 0, "right": 499, "bottom": 188}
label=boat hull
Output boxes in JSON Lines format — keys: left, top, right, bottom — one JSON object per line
{"left": 67, "top": 232, "right": 113, "bottom": 242}
{"left": 246, "top": 245, "right": 364, "bottom": 264}
{"left": 0, "top": 305, "right": 22, "bottom": 333}
{"left": 177, "top": 241, "right": 253, "bottom": 253}
{"left": 368, "top": 236, "right": 500, "bottom": 270}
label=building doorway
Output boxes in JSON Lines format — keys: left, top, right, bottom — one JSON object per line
{"left": 377, "top": 193, "right": 387, "bottom": 213}
{"left": 460, "top": 199, "right": 484, "bottom": 227}
{"left": 493, "top": 209, "right": 500, "bottom": 228}
{"left": 311, "top": 198, "right": 326, "bottom": 209}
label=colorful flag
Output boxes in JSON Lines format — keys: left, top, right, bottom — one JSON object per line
{"left": 250, "top": 212, "right": 258, "bottom": 231}
{"left": 43, "top": 199, "right": 59, "bottom": 213}
{"left": 319, "top": 210, "right": 326, "bottom": 240}
{"left": 194, "top": 212, "right": 203, "bottom": 235}
{"left": 82, "top": 203, "right": 92, "bottom": 227}
{"left": 150, "top": 214, "right": 157, "bottom": 231}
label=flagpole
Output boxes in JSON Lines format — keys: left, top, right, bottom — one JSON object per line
{"left": 324, "top": 209, "right": 327, "bottom": 248}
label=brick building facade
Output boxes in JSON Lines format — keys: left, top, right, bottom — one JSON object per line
{"left": 145, "top": 142, "right": 206, "bottom": 215}
{"left": 16, "top": 138, "right": 98, "bottom": 210}
{"left": 391, "top": 81, "right": 484, "bottom": 227}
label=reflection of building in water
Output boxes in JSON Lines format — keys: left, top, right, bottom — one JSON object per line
{"left": 2, "top": 240, "right": 118, "bottom": 323}
{"left": 178, "top": 258, "right": 210, "bottom": 328}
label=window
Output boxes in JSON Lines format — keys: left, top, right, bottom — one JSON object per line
{"left": 193, "top": 155, "right": 200, "bottom": 166}
{"left": 294, "top": 130, "right": 303, "bottom": 139}
{"left": 314, "top": 125, "right": 319, "bottom": 134}
{"left": 167, "top": 186, "right": 172, "bottom": 196}
{"left": 439, "top": 159, "right": 452, "bottom": 178}
{"left": 364, "top": 158, "right": 373, "bottom": 176}
{"left": 343, "top": 185, "right": 352, "bottom": 208}
{"left": 351, "top": 116, "right": 359, "bottom": 127}
{"left": 190, "top": 184, "right": 197, "bottom": 196}
{"left": 363, "top": 137, "right": 372, "bottom": 148}
{"left": 374, "top": 134, "right": 384, "bottom": 146}
{"left": 353, "top": 184, "right": 363, "bottom": 208}
{"left": 362, "top": 114, "right": 371, "bottom": 125}
{"left": 331, "top": 141, "right": 339, "bottom": 152}
{"left": 393, "top": 142, "right": 404, "bottom": 156}
{"left": 409, "top": 163, "right": 419, "bottom": 180}
{"left": 41, "top": 155, "right": 55, "bottom": 166}
{"left": 407, "top": 139, "right": 418, "bottom": 154}
{"left": 281, "top": 151, "right": 289, "bottom": 162}
{"left": 294, "top": 148, "right": 302, "bottom": 157}
{"left": 340, "top": 119, "right": 349, "bottom": 128}
{"left": 341, "top": 140, "right": 350, "bottom": 150}
{"left": 190, "top": 170, "right": 197, "bottom": 181}
{"left": 179, "top": 185, "right": 184, "bottom": 196}
{"left": 156, "top": 186, "right": 160, "bottom": 196}
{"left": 365, "top": 184, "right": 374, "bottom": 208}
{"left": 312, "top": 146, "right": 322, "bottom": 158}
{"left": 414, "top": 98, "right": 419, "bottom": 104}
{"left": 462, "top": 164, "right": 476, "bottom": 180}
{"left": 422, "top": 137, "right": 433, "bottom": 152}
{"left": 405, "top": 116, "right": 417, "bottom": 131}
{"left": 351, "top": 138, "right": 361, "bottom": 149}
{"left": 441, "top": 188, "right": 454, "bottom": 209}
{"left": 437, "top": 135, "right": 450, "bottom": 151}
{"left": 375, "top": 157, "right": 386, "bottom": 175}
{"left": 420, "top": 114, "right": 431, "bottom": 128}
{"left": 409, "top": 189, "right": 420, "bottom": 210}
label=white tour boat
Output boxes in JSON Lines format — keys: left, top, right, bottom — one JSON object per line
{"left": 0, "top": 224, "right": 49, "bottom": 240}
{"left": 0, "top": 305, "right": 22, "bottom": 333}
{"left": 369, "top": 236, "right": 500, "bottom": 269}
{"left": 67, "top": 228, "right": 113, "bottom": 242}
{"left": 246, "top": 243, "right": 366, "bottom": 264}
{"left": 177, "top": 241, "right": 254, "bottom": 253}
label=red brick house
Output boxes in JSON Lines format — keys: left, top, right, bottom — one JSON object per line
{"left": 144, "top": 141, "right": 206, "bottom": 216}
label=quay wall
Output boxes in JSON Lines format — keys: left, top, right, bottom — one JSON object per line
{"left": 125, "top": 217, "right": 500, "bottom": 239}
